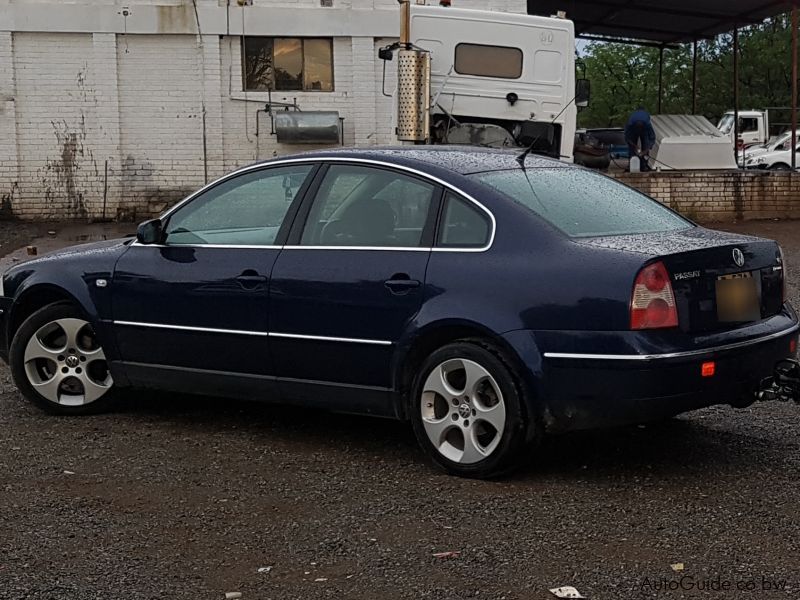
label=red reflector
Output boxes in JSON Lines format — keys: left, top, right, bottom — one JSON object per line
{"left": 701, "top": 361, "right": 715, "bottom": 377}
{"left": 791, "top": 339, "right": 797, "bottom": 354}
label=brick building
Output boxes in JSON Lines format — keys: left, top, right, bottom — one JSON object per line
{"left": 0, "top": 0, "right": 525, "bottom": 220}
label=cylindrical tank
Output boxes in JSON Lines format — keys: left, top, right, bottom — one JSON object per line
{"left": 396, "top": 49, "right": 431, "bottom": 142}
{"left": 274, "top": 111, "right": 341, "bottom": 144}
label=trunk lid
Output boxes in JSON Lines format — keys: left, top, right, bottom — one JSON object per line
{"left": 579, "top": 227, "right": 784, "bottom": 332}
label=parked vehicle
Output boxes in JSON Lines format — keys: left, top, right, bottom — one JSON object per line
{"left": 586, "top": 128, "right": 630, "bottom": 159}
{"left": 718, "top": 108, "right": 793, "bottom": 150}
{"left": 743, "top": 135, "right": 800, "bottom": 170}
{"left": 718, "top": 110, "right": 770, "bottom": 148}
{"left": 1, "top": 148, "right": 796, "bottom": 478}
{"left": 573, "top": 130, "right": 611, "bottom": 170}
{"left": 377, "top": 3, "right": 588, "bottom": 162}
{"left": 738, "top": 131, "right": 793, "bottom": 166}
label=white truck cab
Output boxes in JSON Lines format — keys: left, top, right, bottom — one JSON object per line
{"left": 717, "top": 110, "right": 769, "bottom": 148}
{"left": 383, "top": 4, "right": 582, "bottom": 162}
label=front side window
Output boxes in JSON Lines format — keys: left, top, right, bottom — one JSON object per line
{"left": 164, "top": 165, "right": 315, "bottom": 246}
{"left": 740, "top": 117, "right": 759, "bottom": 133}
{"left": 454, "top": 43, "right": 523, "bottom": 79}
{"left": 243, "top": 37, "right": 333, "bottom": 92}
{"left": 471, "top": 168, "right": 691, "bottom": 238}
{"left": 300, "top": 165, "right": 436, "bottom": 247}
{"left": 437, "top": 193, "right": 491, "bottom": 248}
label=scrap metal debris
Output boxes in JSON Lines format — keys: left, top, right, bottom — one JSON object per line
{"left": 549, "top": 586, "right": 586, "bottom": 599}
{"left": 432, "top": 551, "right": 461, "bottom": 559}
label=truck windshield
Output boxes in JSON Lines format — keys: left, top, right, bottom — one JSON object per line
{"left": 470, "top": 168, "right": 692, "bottom": 238}
{"left": 717, "top": 114, "right": 734, "bottom": 134}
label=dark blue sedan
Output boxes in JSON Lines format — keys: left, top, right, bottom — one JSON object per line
{"left": 1, "top": 147, "right": 796, "bottom": 478}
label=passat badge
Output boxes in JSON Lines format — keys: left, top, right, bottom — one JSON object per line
{"left": 732, "top": 248, "right": 745, "bottom": 268}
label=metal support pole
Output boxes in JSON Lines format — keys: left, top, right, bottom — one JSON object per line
{"left": 658, "top": 45, "right": 664, "bottom": 114}
{"left": 692, "top": 39, "right": 698, "bottom": 114}
{"left": 792, "top": 2, "right": 798, "bottom": 170}
{"left": 733, "top": 25, "right": 740, "bottom": 164}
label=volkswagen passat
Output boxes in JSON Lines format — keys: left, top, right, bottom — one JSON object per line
{"left": 0, "top": 148, "right": 796, "bottom": 478}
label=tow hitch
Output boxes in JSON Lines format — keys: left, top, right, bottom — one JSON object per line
{"left": 758, "top": 359, "right": 800, "bottom": 403}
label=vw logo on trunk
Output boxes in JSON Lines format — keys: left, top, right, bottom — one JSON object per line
{"left": 732, "top": 248, "right": 745, "bottom": 268}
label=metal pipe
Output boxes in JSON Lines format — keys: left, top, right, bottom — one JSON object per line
{"left": 733, "top": 25, "right": 740, "bottom": 164}
{"left": 692, "top": 39, "right": 698, "bottom": 114}
{"left": 399, "top": 0, "right": 411, "bottom": 47}
{"left": 658, "top": 45, "right": 664, "bottom": 114}
{"left": 792, "top": 1, "right": 798, "bottom": 170}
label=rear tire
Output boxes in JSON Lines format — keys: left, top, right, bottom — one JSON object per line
{"left": 769, "top": 163, "right": 792, "bottom": 171}
{"left": 9, "top": 303, "right": 116, "bottom": 415}
{"left": 409, "top": 339, "right": 539, "bottom": 478}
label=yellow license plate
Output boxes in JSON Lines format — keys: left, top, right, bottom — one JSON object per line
{"left": 716, "top": 272, "right": 760, "bottom": 322}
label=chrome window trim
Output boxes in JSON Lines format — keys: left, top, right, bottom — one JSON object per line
{"left": 131, "top": 156, "right": 496, "bottom": 253}
{"left": 543, "top": 322, "right": 799, "bottom": 362}
{"left": 112, "top": 320, "right": 393, "bottom": 346}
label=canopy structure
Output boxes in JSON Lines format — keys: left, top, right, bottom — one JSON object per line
{"left": 526, "top": 0, "right": 799, "bottom": 169}
{"left": 527, "top": 0, "right": 791, "bottom": 44}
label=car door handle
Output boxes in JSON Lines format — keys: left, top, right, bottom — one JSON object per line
{"left": 236, "top": 270, "right": 267, "bottom": 290}
{"left": 385, "top": 274, "right": 421, "bottom": 294}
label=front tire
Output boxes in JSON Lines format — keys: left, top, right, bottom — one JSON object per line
{"left": 10, "top": 303, "right": 115, "bottom": 415}
{"left": 409, "top": 340, "right": 537, "bottom": 478}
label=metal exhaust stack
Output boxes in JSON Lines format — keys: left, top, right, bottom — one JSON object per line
{"left": 395, "top": 0, "right": 430, "bottom": 143}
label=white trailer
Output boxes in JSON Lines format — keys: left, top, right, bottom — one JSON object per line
{"left": 381, "top": 3, "right": 583, "bottom": 162}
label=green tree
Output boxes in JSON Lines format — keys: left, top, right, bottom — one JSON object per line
{"left": 578, "top": 15, "right": 795, "bottom": 131}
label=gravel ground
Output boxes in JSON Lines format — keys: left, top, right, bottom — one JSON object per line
{"left": 2, "top": 220, "right": 800, "bottom": 600}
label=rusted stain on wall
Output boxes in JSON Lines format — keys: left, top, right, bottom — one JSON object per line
{"left": 44, "top": 118, "right": 89, "bottom": 219}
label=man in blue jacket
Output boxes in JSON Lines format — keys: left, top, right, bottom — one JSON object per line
{"left": 625, "top": 107, "right": 656, "bottom": 171}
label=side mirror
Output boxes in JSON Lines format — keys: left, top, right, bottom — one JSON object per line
{"left": 136, "top": 219, "right": 163, "bottom": 245}
{"left": 576, "top": 78, "right": 591, "bottom": 108}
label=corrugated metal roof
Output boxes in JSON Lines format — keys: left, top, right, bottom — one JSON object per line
{"left": 527, "top": 0, "right": 790, "bottom": 43}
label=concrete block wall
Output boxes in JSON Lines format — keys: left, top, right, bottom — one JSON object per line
{"left": 614, "top": 171, "right": 800, "bottom": 223}
{"left": 0, "top": 0, "right": 529, "bottom": 220}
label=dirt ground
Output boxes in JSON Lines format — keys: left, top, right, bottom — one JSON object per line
{"left": 1, "top": 219, "right": 800, "bottom": 600}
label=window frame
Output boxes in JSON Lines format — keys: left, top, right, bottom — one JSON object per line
{"left": 453, "top": 42, "right": 524, "bottom": 80}
{"left": 157, "top": 163, "right": 320, "bottom": 248}
{"left": 242, "top": 36, "right": 335, "bottom": 93}
{"left": 435, "top": 191, "right": 493, "bottom": 249}
{"left": 287, "top": 162, "right": 444, "bottom": 249}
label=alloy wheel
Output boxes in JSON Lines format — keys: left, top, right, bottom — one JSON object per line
{"left": 420, "top": 358, "right": 506, "bottom": 464}
{"left": 23, "top": 318, "right": 113, "bottom": 406}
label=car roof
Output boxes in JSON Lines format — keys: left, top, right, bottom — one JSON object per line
{"left": 252, "top": 146, "right": 569, "bottom": 176}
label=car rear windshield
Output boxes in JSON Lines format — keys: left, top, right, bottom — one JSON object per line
{"left": 470, "top": 168, "right": 692, "bottom": 238}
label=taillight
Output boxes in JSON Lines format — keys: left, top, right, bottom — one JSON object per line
{"left": 630, "top": 261, "right": 679, "bottom": 330}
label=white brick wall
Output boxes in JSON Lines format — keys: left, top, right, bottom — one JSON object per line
{"left": 0, "top": 0, "right": 527, "bottom": 220}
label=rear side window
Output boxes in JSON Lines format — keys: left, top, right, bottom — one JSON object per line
{"left": 454, "top": 43, "right": 523, "bottom": 79}
{"left": 437, "top": 193, "right": 491, "bottom": 248}
{"left": 471, "top": 168, "right": 691, "bottom": 238}
{"left": 300, "top": 164, "right": 436, "bottom": 247}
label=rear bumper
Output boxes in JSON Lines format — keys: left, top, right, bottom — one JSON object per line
{"left": 528, "top": 316, "right": 799, "bottom": 432}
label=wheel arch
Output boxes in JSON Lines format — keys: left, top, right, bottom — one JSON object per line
{"left": 8, "top": 284, "right": 89, "bottom": 346}
{"left": 391, "top": 319, "right": 540, "bottom": 420}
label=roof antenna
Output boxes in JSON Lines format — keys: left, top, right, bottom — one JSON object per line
{"left": 516, "top": 94, "right": 579, "bottom": 167}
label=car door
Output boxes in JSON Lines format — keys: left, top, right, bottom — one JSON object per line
{"left": 269, "top": 162, "right": 441, "bottom": 410}
{"left": 111, "top": 163, "right": 318, "bottom": 395}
